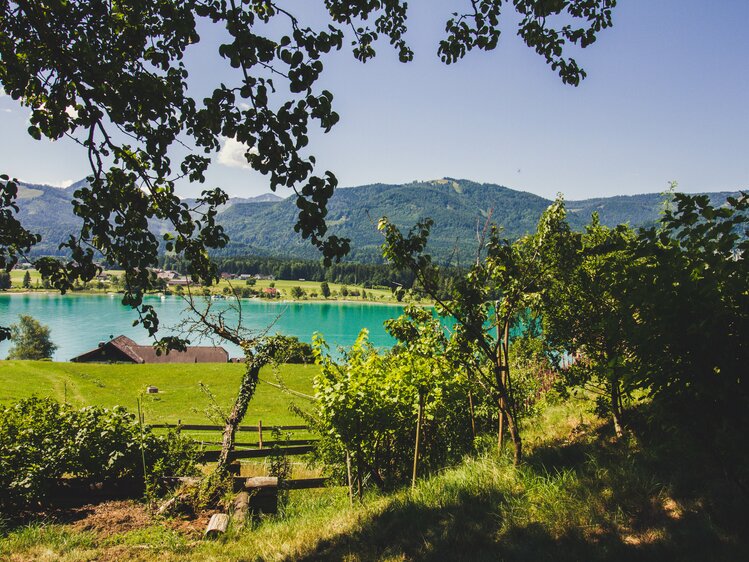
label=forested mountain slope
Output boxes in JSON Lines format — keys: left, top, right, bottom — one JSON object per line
{"left": 15, "top": 177, "right": 740, "bottom": 262}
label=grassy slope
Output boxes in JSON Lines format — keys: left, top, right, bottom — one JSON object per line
{"left": 2, "top": 394, "right": 746, "bottom": 561}
{"left": 0, "top": 361, "right": 317, "bottom": 426}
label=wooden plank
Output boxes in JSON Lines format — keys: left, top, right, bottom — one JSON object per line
{"left": 285, "top": 477, "right": 329, "bottom": 490}
{"left": 245, "top": 476, "right": 278, "bottom": 489}
{"left": 199, "top": 445, "right": 314, "bottom": 462}
{"left": 245, "top": 477, "right": 278, "bottom": 514}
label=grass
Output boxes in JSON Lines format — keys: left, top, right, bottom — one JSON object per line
{"left": 0, "top": 360, "right": 317, "bottom": 426}
{"left": 2, "top": 392, "right": 746, "bottom": 561}
{"left": 5, "top": 269, "right": 403, "bottom": 302}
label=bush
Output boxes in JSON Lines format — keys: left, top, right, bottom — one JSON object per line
{"left": 310, "top": 328, "right": 474, "bottom": 490}
{"left": 0, "top": 397, "right": 199, "bottom": 511}
{"left": 265, "top": 334, "right": 315, "bottom": 364}
{"left": 290, "top": 285, "right": 305, "bottom": 299}
{"left": 6, "top": 315, "right": 57, "bottom": 360}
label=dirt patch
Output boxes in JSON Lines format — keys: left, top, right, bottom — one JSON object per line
{"left": 71, "top": 500, "right": 153, "bottom": 537}
{"left": 64, "top": 500, "right": 212, "bottom": 539}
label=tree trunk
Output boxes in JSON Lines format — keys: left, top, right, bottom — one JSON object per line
{"left": 502, "top": 320, "right": 522, "bottom": 465}
{"left": 496, "top": 312, "right": 506, "bottom": 450}
{"left": 610, "top": 376, "right": 624, "bottom": 438}
{"left": 467, "top": 389, "right": 476, "bottom": 441}
{"left": 216, "top": 357, "right": 266, "bottom": 474}
{"left": 505, "top": 408, "right": 523, "bottom": 466}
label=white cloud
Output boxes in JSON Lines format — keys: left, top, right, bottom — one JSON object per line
{"left": 0, "top": 86, "right": 5, "bottom": 97}
{"left": 217, "top": 137, "right": 258, "bottom": 169}
{"left": 54, "top": 179, "right": 75, "bottom": 188}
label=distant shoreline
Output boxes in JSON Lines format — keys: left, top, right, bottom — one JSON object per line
{"left": 0, "top": 291, "right": 423, "bottom": 307}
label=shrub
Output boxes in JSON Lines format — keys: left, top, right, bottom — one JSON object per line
{"left": 265, "top": 334, "right": 315, "bottom": 364}
{"left": 6, "top": 315, "right": 57, "bottom": 360}
{"left": 0, "top": 397, "right": 198, "bottom": 511}
{"left": 310, "top": 328, "right": 474, "bottom": 491}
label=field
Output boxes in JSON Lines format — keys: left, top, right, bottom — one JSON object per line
{"left": 6, "top": 269, "right": 402, "bottom": 302}
{"left": 0, "top": 361, "right": 317, "bottom": 426}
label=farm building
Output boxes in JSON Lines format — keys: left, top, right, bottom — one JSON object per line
{"left": 70, "top": 335, "right": 229, "bottom": 364}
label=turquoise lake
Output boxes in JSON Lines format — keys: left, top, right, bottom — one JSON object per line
{"left": 0, "top": 294, "right": 411, "bottom": 361}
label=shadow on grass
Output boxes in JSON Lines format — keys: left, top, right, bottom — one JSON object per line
{"left": 290, "top": 404, "right": 749, "bottom": 562}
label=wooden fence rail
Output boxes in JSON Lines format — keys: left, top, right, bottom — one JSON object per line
{"left": 150, "top": 423, "right": 308, "bottom": 432}
{"left": 192, "top": 439, "right": 316, "bottom": 448}
{"left": 43, "top": 476, "right": 332, "bottom": 506}
{"left": 199, "top": 444, "right": 315, "bottom": 462}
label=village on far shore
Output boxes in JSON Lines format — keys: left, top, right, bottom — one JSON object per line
{"left": 4, "top": 263, "right": 408, "bottom": 304}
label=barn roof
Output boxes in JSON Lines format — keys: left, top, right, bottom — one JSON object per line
{"left": 70, "top": 335, "right": 229, "bottom": 363}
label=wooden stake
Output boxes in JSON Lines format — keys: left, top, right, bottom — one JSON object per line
{"left": 412, "top": 391, "right": 425, "bottom": 488}
{"left": 258, "top": 419, "right": 263, "bottom": 449}
{"left": 345, "top": 450, "right": 354, "bottom": 506}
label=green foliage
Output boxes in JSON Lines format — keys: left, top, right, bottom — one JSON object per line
{"left": 7, "top": 315, "right": 57, "bottom": 360}
{"left": 21, "top": 270, "right": 31, "bottom": 288}
{"left": 290, "top": 285, "right": 306, "bottom": 299}
{"left": 0, "top": 397, "right": 198, "bottom": 511}
{"left": 311, "top": 311, "right": 473, "bottom": 490}
{"left": 620, "top": 192, "right": 748, "bottom": 456}
{"left": 320, "top": 281, "right": 331, "bottom": 298}
{"left": 264, "top": 334, "right": 315, "bottom": 364}
{"left": 379, "top": 197, "right": 573, "bottom": 463}
{"left": 268, "top": 427, "right": 293, "bottom": 511}
{"left": 507, "top": 329, "right": 555, "bottom": 421}
{"left": 0, "top": 270, "right": 10, "bottom": 290}
{"left": 540, "top": 214, "right": 638, "bottom": 433}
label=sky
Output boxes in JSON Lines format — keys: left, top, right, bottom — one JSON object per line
{"left": 0, "top": 0, "right": 746, "bottom": 201}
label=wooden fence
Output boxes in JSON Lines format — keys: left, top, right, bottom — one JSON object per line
{"left": 149, "top": 421, "right": 318, "bottom": 463}
{"left": 43, "top": 476, "right": 332, "bottom": 507}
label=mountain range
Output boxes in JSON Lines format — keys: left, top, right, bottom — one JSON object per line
{"left": 13, "top": 178, "right": 740, "bottom": 263}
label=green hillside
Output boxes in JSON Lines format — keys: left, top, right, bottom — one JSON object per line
{"left": 14, "top": 177, "right": 740, "bottom": 262}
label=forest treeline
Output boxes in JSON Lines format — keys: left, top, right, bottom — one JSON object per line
{"left": 160, "top": 254, "right": 420, "bottom": 289}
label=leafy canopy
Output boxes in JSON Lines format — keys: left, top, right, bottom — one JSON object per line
{"left": 0, "top": 0, "right": 617, "bottom": 343}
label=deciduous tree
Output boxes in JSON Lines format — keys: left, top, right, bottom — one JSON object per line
{"left": 7, "top": 314, "right": 57, "bottom": 360}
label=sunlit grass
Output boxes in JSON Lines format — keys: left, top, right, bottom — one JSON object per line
{"left": 0, "top": 361, "right": 317, "bottom": 426}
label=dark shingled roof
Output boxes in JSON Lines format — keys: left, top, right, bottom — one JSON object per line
{"left": 71, "top": 335, "right": 229, "bottom": 364}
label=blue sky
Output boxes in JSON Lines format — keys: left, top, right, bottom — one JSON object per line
{"left": 0, "top": 0, "right": 746, "bottom": 200}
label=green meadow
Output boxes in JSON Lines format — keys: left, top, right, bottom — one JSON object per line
{"left": 0, "top": 361, "right": 317, "bottom": 426}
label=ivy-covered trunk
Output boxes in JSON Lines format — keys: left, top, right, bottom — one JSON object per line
{"left": 216, "top": 356, "right": 266, "bottom": 474}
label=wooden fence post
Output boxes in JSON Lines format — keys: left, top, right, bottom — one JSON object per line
{"left": 258, "top": 419, "right": 263, "bottom": 449}
{"left": 345, "top": 450, "right": 354, "bottom": 506}
{"left": 412, "top": 391, "right": 425, "bottom": 489}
